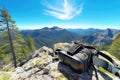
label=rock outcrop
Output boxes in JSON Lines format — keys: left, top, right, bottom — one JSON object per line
{"left": 0, "top": 45, "right": 119, "bottom": 80}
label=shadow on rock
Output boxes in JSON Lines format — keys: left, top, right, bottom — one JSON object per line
{"left": 58, "top": 62, "right": 112, "bottom": 80}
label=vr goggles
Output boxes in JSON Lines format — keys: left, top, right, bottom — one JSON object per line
{"left": 55, "top": 41, "right": 120, "bottom": 78}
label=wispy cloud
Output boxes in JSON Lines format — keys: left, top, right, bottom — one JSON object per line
{"left": 41, "top": 0, "right": 83, "bottom": 20}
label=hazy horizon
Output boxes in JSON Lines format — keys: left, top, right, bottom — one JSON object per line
{"left": 19, "top": 26, "right": 120, "bottom": 30}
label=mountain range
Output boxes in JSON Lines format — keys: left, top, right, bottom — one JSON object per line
{"left": 20, "top": 26, "right": 120, "bottom": 48}
{"left": 67, "top": 28, "right": 103, "bottom": 35}
{"left": 20, "top": 27, "right": 77, "bottom": 48}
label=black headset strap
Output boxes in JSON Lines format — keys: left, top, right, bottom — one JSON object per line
{"left": 93, "top": 51, "right": 120, "bottom": 78}
{"left": 97, "top": 51, "right": 116, "bottom": 66}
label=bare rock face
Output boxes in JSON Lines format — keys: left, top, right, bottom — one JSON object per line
{"left": 33, "top": 46, "right": 54, "bottom": 57}
{"left": 0, "top": 46, "right": 119, "bottom": 80}
{"left": 92, "top": 28, "right": 120, "bottom": 46}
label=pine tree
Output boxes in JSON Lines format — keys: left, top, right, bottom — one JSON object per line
{"left": 108, "top": 34, "right": 120, "bottom": 60}
{"left": 26, "top": 34, "right": 35, "bottom": 53}
{"left": 0, "top": 8, "right": 17, "bottom": 67}
{"left": 0, "top": 8, "right": 35, "bottom": 66}
{"left": 12, "top": 28, "right": 30, "bottom": 63}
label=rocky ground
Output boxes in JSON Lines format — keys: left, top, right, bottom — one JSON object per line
{"left": 0, "top": 44, "right": 120, "bottom": 80}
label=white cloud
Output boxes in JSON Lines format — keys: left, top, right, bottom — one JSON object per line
{"left": 42, "top": 0, "right": 83, "bottom": 20}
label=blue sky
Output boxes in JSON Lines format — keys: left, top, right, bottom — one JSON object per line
{"left": 0, "top": 0, "right": 120, "bottom": 29}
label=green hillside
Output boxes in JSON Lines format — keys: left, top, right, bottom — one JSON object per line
{"left": 108, "top": 34, "right": 120, "bottom": 60}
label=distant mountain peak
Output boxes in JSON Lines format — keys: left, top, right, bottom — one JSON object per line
{"left": 40, "top": 26, "right": 64, "bottom": 31}
{"left": 104, "top": 28, "right": 113, "bottom": 38}
{"left": 102, "top": 28, "right": 120, "bottom": 39}
{"left": 51, "top": 26, "right": 64, "bottom": 31}
{"left": 40, "top": 27, "right": 49, "bottom": 30}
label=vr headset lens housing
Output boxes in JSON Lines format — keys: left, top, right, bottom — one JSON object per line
{"left": 57, "top": 49, "right": 91, "bottom": 73}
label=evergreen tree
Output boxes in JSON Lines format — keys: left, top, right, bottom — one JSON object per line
{"left": 108, "top": 34, "right": 120, "bottom": 60}
{"left": 0, "top": 26, "right": 32, "bottom": 64}
{"left": 26, "top": 34, "right": 35, "bottom": 53}
{"left": 0, "top": 8, "right": 17, "bottom": 67}
{"left": 0, "top": 8, "right": 33, "bottom": 67}
{"left": 12, "top": 28, "right": 30, "bottom": 63}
